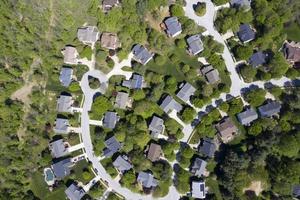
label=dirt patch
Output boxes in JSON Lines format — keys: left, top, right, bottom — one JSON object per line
{"left": 145, "top": 6, "right": 170, "bottom": 32}
{"left": 243, "top": 181, "right": 264, "bottom": 196}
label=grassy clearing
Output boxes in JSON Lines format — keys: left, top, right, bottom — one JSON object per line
{"left": 30, "top": 172, "right": 66, "bottom": 200}
{"left": 71, "top": 160, "right": 93, "bottom": 184}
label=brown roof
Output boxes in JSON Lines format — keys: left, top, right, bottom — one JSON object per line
{"left": 100, "top": 32, "right": 120, "bottom": 50}
{"left": 283, "top": 42, "right": 300, "bottom": 64}
{"left": 147, "top": 143, "right": 162, "bottom": 162}
{"left": 215, "top": 117, "right": 238, "bottom": 143}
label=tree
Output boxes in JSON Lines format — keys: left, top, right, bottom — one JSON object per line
{"left": 269, "top": 53, "right": 289, "bottom": 78}
{"left": 276, "top": 134, "right": 299, "bottom": 158}
{"left": 202, "top": 84, "right": 213, "bottom": 97}
{"left": 219, "top": 102, "right": 229, "bottom": 112}
{"left": 90, "top": 96, "right": 113, "bottom": 119}
{"left": 132, "top": 89, "right": 146, "bottom": 101}
{"left": 234, "top": 45, "right": 253, "bottom": 61}
{"left": 181, "top": 64, "right": 190, "bottom": 73}
{"left": 176, "top": 39, "right": 187, "bottom": 49}
{"left": 133, "top": 100, "right": 157, "bottom": 118}
{"left": 212, "top": 0, "right": 230, "bottom": 6}
{"left": 244, "top": 88, "right": 266, "bottom": 107}
{"left": 194, "top": 2, "right": 206, "bottom": 16}
{"left": 248, "top": 122, "right": 262, "bottom": 136}
{"left": 228, "top": 98, "right": 244, "bottom": 115}
{"left": 154, "top": 55, "right": 166, "bottom": 65}
{"left": 181, "top": 107, "right": 196, "bottom": 123}
{"left": 170, "top": 4, "right": 184, "bottom": 16}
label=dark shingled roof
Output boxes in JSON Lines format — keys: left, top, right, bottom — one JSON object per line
{"left": 237, "top": 108, "right": 258, "bottom": 125}
{"left": 258, "top": 101, "right": 281, "bottom": 117}
{"left": 60, "top": 67, "right": 73, "bottom": 87}
{"left": 113, "top": 155, "right": 133, "bottom": 173}
{"left": 190, "top": 158, "right": 207, "bottom": 177}
{"left": 137, "top": 172, "right": 158, "bottom": 188}
{"left": 164, "top": 17, "right": 182, "bottom": 37}
{"left": 132, "top": 44, "right": 153, "bottom": 65}
{"left": 103, "top": 136, "right": 121, "bottom": 157}
{"left": 198, "top": 138, "right": 216, "bottom": 158}
{"left": 249, "top": 52, "right": 267, "bottom": 67}
{"left": 187, "top": 34, "right": 204, "bottom": 55}
{"left": 103, "top": 111, "right": 119, "bottom": 129}
{"left": 160, "top": 95, "right": 183, "bottom": 113}
{"left": 65, "top": 183, "right": 86, "bottom": 200}
{"left": 52, "top": 158, "right": 73, "bottom": 179}
{"left": 176, "top": 82, "right": 196, "bottom": 102}
{"left": 237, "top": 24, "right": 255, "bottom": 43}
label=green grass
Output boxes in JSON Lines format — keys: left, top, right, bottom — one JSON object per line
{"left": 30, "top": 172, "right": 66, "bottom": 200}
{"left": 71, "top": 160, "right": 93, "bottom": 184}
{"left": 206, "top": 177, "right": 222, "bottom": 200}
{"left": 146, "top": 48, "right": 199, "bottom": 82}
{"left": 285, "top": 22, "right": 300, "bottom": 42}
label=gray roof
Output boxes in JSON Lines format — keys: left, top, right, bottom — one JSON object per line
{"left": 148, "top": 116, "right": 165, "bottom": 138}
{"left": 198, "top": 138, "right": 216, "bottom": 158}
{"left": 103, "top": 136, "right": 121, "bottom": 157}
{"left": 132, "top": 44, "right": 153, "bottom": 65}
{"left": 65, "top": 183, "right": 86, "bottom": 200}
{"left": 137, "top": 172, "right": 158, "bottom": 188}
{"left": 231, "top": 0, "right": 251, "bottom": 9}
{"left": 103, "top": 112, "right": 119, "bottom": 129}
{"left": 237, "top": 108, "right": 258, "bottom": 125}
{"left": 164, "top": 17, "right": 182, "bottom": 37}
{"left": 122, "top": 74, "right": 143, "bottom": 89}
{"left": 62, "top": 46, "right": 78, "bottom": 65}
{"left": 57, "top": 95, "right": 73, "bottom": 113}
{"left": 190, "top": 158, "right": 207, "bottom": 177}
{"left": 60, "top": 67, "right": 73, "bottom": 87}
{"left": 249, "top": 52, "right": 267, "bottom": 67}
{"left": 206, "top": 70, "right": 220, "bottom": 84}
{"left": 258, "top": 101, "right": 281, "bottom": 117}
{"left": 77, "top": 26, "right": 99, "bottom": 44}
{"left": 102, "top": 0, "right": 119, "bottom": 10}
{"left": 49, "top": 139, "right": 67, "bottom": 158}
{"left": 113, "top": 155, "right": 133, "bottom": 173}
{"left": 192, "top": 181, "right": 206, "bottom": 199}
{"left": 293, "top": 185, "right": 300, "bottom": 198}
{"left": 114, "top": 92, "right": 130, "bottom": 109}
{"left": 176, "top": 82, "right": 196, "bottom": 102}
{"left": 52, "top": 158, "right": 73, "bottom": 179}
{"left": 187, "top": 34, "right": 204, "bottom": 55}
{"left": 54, "top": 118, "right": 69, "bottom": 134}
{"left": 237, "top": 24, "right": 255, "bottom": 43}
{"left": 160, "top": 95, "right": 183, "bottom": 113}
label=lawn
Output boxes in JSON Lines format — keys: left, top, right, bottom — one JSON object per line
{"left": 30, "top": 171, "right": 66, "bottom": 200}
{"left": 146, "top": 48, "right": 199, "bottom": 83}
{"left": 285, "top": 22, "right": 300, "bottom": 42}
{"left": 71, "top": 160, "right": 94, "bottom": 184}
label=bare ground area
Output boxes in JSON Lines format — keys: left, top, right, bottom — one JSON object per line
{"left": 145, "top": 6, "right": 170, "bottom": 32}
{"left": 243, "top": 181, "right": 264, "bottom": 196}
{"left": 11, "top": 58, "right": 42, "bottom": 140}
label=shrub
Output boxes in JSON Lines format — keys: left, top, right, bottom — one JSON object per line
{"left": 194, "top": 2, "right": 206, "bottom": 16}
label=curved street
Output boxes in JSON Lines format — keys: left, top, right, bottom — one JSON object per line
{"left": 78, "top": 0, "right": 298, "bottom": 199}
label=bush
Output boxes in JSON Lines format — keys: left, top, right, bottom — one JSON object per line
{"left": 154, "top": 55, "right": 166, "bottom": 65}
{"left": 106, "top": 58, "right": 115, "bottom": 68}
{"left": 181, "top": 107, "right": 196, "bottom": 123}
{"left": 68, "top": 82, "right": 81, "bottom": 92}
{"left": 170, "top": 4, "right": 184, "bottom": 17}
{"left": 194, "top": 2, "right": 206, "bottom": 16}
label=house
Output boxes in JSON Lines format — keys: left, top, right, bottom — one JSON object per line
{"left": 59, "top": 67, "right": 73, "bottom": 87}
{"left": 114, "top": 92, "right": 132, "bottom": 109}
{"left": 100, "top": 32, "right": 121, "bottom": 50}
{"left": 258, "top": 101, "right": 281, "bottom": 117}
{"left": 215, "top": 117, "right": 238, "bottom": 143}
{"left": 122, "top": 74, "right": 144, "bottom": 89}
{"left": 77, "top": 26, "right": 99, "bottom": 45}
{"left": 49, "top": 139, "right": 68, "bottom": 158}
{"left": 147, "top": 143, "right": 163, "bottom": 162}
{"left": 103, "top": 136, "right": 121, "bottom": 157}
{"left": 198, "top": 138, "right": 216, "bottom": 158}
{"left": 237, "top": 24, "right": 255, "bottom": 43}
{"left": 187, "top": 34, "right": 204, "bottom": 55}
{"left": 293, "top": 185, "right": 300, "bottom": 199}
{"left": 164, "top": 17, "right": 182, "bottom": 38}
{"left": 283, "top": 41, "right": 300, "bottom": 68}
{"left": 176, "top": 82, "right": 196, "bottom": 102}
{"left": 230, "top": 0, "right": 251, "bottom": 10}
{"left": 57, "top": 94, "right": 73, "bottom": 113}
{"left": 249, "top": 51, "right": 267, "bottom": 67}
{"left": 190, "top": 158, "right": 207, "bottom": 177}
{"left": 65, "top": 183, "right": 86, "bottom": 200}
{"left": 191, "top": 181, "right": 206, "bottom": 199}
{"left": 160, "top": 95, "right": 183, "bottom": 114}
{"left": 148, "top": 116, "right": 165, "bottom": 138}
{"left": 61, "top": 46, "right": 79, "bottom": 65}
{"left": 102, "top": 0, "right": 120, "bottom": 12}
{"left": 132, "top": 44, "right": 153, "bottom": 65}
{"left": 237, "top": 108, "right": 258, "bottom": 125}
{"left": 54, "top": 118, "right": 69, "bottom": 134}
{"left": 103, "top": 111, "right": 119, "bottom": 129}
{"left": 113, "top": 155, "right": 133, "bottom": 173}
{"left": 51, "top": 158, "right": 73, "bottom": 179}
{"left": 137, "top": 171, "right": 158, "bottom": 189}
{"left": 201, "top": 65, "right": 220, "bottom": 84}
